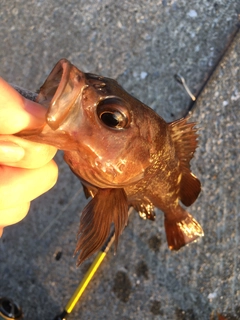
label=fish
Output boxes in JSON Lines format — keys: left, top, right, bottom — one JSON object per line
{"left": 18, "top": 59, "right": 203, "bottom": 265}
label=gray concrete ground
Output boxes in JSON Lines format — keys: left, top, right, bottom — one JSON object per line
{"left": 0, "top": 1, "right": 239, "bottom": 319}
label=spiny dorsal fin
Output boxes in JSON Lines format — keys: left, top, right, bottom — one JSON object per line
{"left": 169, "top": 117, "right": 201, "bottom": 206}
{"left": 75, "top": 188, "right": 128, "bottom": 265}
{"left": 169, "top": 116, "right": 198, "bottom": 168}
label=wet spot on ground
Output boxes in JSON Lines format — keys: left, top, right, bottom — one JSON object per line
{"left": 148, "top": 234, "right": 161, "bottom": 252}
{"left": 175, "top": 308, "right": 196, "bottom": 320}
{"left": 150, "top": 300, "right": 163, "bottom": 315}
{"left": 112, "top": 271, "right": 132, "bottom": 302}
{"left": 135, "top": 260, "right": 149, "bottom": 279}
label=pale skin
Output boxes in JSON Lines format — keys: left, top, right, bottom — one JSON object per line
{"left": 0, "top": 78, "right": 58, "bottom": 236}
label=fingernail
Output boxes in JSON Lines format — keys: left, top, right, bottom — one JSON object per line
{"left": 0, "top": 141, "right": 25, "bottom": 162}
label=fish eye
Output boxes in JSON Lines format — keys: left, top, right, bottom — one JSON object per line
{"left": 97, "top": 97, "right": 130, "bottom": 130}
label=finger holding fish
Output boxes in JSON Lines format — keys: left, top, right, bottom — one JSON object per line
{"left": 0, "top": 79, "right": 58, "bottom": 235}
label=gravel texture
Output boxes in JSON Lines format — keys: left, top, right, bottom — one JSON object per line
{"left": 0, "top": 1, "right": 239, "bottom": 319}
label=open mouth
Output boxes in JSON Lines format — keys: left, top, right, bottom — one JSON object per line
{"left": 37, "top": 59, "right": 86, "bottom": 130}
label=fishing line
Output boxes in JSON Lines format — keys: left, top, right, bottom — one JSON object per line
{"left": 174, "top": 74, "right": 196, "bottom": 102}
{"left": 175, "top": 20, "right": 240, "bottom": 117}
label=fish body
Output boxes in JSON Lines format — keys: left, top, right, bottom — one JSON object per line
{"left": 19, "top": 59, "right": 203, "bottom": 264}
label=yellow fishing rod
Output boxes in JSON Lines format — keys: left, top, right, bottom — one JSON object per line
{"left": 53, "top": 230, "right": 115, "bottom": 320}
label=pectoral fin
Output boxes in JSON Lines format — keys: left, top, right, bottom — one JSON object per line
{"left": 75, "top": 188, "right": 129, "bottom": 265}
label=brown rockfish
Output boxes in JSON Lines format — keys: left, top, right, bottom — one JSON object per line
{"left": 18, "top": 59, "right": 203, "bottom": 264}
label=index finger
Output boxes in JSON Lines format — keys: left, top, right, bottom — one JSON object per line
{"left": 0, "top": 77, "right": 46, "bottom": 134}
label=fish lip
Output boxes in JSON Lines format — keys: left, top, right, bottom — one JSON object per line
{"left": 42, "top": 59, "right": 86, "bottom": 130}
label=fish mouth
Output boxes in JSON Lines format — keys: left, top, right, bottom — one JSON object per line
{"left": 36, "top": 59, "right": 87, "bottom": 130}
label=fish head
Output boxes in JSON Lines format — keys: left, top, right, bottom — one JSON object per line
{"left": 36, "top": 59, "right": 164, "bottom": 188}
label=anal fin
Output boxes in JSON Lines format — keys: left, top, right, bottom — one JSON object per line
{"left": 164, "top": 209, "right": 203, "bottom": 250}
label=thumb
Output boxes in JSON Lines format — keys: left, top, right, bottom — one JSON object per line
{"left": 0, "top": 77, "right": 46, "bottom": 134}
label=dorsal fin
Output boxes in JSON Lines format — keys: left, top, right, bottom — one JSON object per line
{"left": 169, "top": 117, "right": 201, "bottom": 206}
{"left": 169, "top": 116, "right": 198, "bottom": 168}
{"left": 75, "top": 188, "right": 128, "bottom": 265}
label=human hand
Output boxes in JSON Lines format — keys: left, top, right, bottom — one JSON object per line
{"left": 0, "top": 77, "right": 58, "bottom": 236}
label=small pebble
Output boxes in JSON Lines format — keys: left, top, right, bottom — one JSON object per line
{"left": 140, "top": 71, "right": 148, "bottom": 79}
{"left": 187, "top": 10, "right": 198, "bottom": 18}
